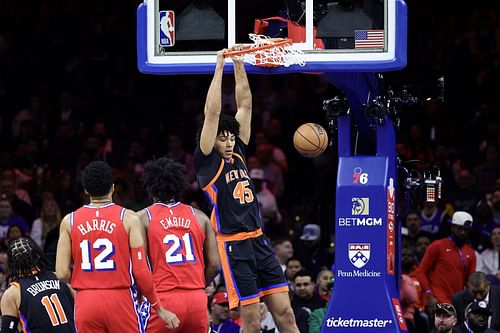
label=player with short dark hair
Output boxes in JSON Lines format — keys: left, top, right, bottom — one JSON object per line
{"left": 194, "top": 51, "right": 299, "bottom": 333}
{"left": 1, "top": 237, "right": 75, "bottom": 333}
{"left": 80, "top": 161, "right": 114, "bottom": 196}
{"left": 139, "top": 157, "right": 220, "bottom": 332}
{"left": 56, "top": 160, "right": 179, "bottom": 332}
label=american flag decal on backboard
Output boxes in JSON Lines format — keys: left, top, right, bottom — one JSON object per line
{"left": 354, "top": 30, "right": 384, "bottom": 49}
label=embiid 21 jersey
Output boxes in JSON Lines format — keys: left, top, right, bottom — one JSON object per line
{"left": 17, "top": 270, "right": 75, "bottom": 332}
{"left": 145, "top": 202, "right": 205, "bottom": 292}
{"left": 194, "top": 139, "right": 262, "bottom": 234}
{"left": 70, "top": 203, "right": 133, "bottom": 290}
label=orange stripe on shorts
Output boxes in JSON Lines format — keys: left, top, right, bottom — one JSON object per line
{"left": 259, "top": 285, "right": 289, "bottom": 297}
{"left": 217, "top": 241, "right": 240, "bottom": 310}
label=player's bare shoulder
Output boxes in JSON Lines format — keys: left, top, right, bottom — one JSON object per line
{"left": 192, "top": 207, "right": 210, "bottom": 229}
{"left": 0, "top": 283, "right": 20, "bottom": 315}
{"left": 122, "top": 209, "right": 142, "bottom": 230}
{"left": 136, "top": 208, "right": 150, "bottom": 228}
{"left": 60, "top": 213, "right": 72, "bottom": 231}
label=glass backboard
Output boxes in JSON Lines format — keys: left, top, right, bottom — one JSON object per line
{"left": 137, "top": 0, "right": 407, "bottom": 74}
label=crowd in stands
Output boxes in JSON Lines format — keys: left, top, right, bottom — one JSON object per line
{"left": 0, "top": 0, "right": 498, "bottom": 332}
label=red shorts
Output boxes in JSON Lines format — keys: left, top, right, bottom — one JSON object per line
{"left": 145, "top": 289, "right": 208, "bottom": 333}
{"left": 75, "top": 288, "right": 142, "bottom": 332}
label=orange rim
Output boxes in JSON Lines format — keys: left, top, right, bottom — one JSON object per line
{"left": 223, "top": 39, "right": 292, "bottom": 58}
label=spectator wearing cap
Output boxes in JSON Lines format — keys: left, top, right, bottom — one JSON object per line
{"left": 250, "top": 168, "right": 282, "bottom": 238}
{"left": 452, "top": 272, "right": 500, "bottom": 331}
{"left": 458, "top": 301, "right": 500, "bottom": 333}
{"left": 417, "top": 211, "right": 476, "bottom": 313}
{"left": 209, "top": 292, "right": 240, "bottom": 333}
{"left": 295, "top": 224, "right": 333, "bottom": 276}
{"left": 432, "top": 303, "right": 459, "bottom": 333}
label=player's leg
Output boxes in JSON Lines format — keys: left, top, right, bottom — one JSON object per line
{"left": 254, "top": 236, "right": 299, "bottom": 333}
{"left": 238, "top": 302, "right": 261, "bottom": 333}
{"left": 263, "top": 292, "right": 299, "bottom": 333}
{"left": 218, "top": 238, "right": 261, "bottom": 331}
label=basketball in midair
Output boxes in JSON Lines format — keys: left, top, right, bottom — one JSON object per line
{"left": 293, "top": 123, "right": 329, "bottom": 158}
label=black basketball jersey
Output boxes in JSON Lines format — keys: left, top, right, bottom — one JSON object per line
{"left": 194, "top": 139, "right": 262, "bottom": 234}
{"left": 16, "top": 270, "right": 75, "bottom": 332}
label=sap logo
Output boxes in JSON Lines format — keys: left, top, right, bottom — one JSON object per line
{"left": 325, "top": 317, "right": 392, "bottom": 328}
{"left": 352, "top": 197, "right": 369, "bottom": 215}
{"left": 338, "top": 217, "right": 382, "bottom": 227}
{"left": 337, "top": 269, "right": 381, "bottom": 278}
{"left": 348, "top": 243, "right": 370, "bottom": 268}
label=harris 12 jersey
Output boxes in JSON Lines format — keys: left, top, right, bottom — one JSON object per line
{"left": 194, "top": 139, "right": 262, "bottom": 235}
{"left": 145, "top": 202, "right": 205, "bottom": 292}
{"left": 70, "top": 203, "right": 134, "bottom": 290}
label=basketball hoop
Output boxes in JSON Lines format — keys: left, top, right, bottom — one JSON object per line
{"left": 224, "top": 34, "right": 305, "bottom": 68}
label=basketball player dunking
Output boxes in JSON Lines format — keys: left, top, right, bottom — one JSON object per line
{"left": 194, "top": 50, "right": 299, "bottom": 333}
{"left": 56, "top": 161, "right": 179, "bottom": 332}
{"left": 139, "top": 157, "right": 220, "bottom": 333}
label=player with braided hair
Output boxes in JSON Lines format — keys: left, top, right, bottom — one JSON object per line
{"left": 1, "top": 237, "right": 75, "bottom": 332}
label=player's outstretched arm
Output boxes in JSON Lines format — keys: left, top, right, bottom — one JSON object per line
{"left": 55, "top": 214, "right": 72, "bottom": 283}
{"left": 125, "top": 210, "right": 180, "bottom": 329}
{"left": 199, "top": 50, "right": 225, "bottom": 155}
{"left": 233, "top": 54, "right": 252, "bottom": 144}
{"left": 195, "top": 209, "right": 220, "bottom": 285}
{"left": 0, "top": 285, "right": 20, "bottom": 332}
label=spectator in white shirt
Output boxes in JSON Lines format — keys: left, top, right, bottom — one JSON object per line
{"left": 477, "top": 227, "right": 500, "bottom": 285}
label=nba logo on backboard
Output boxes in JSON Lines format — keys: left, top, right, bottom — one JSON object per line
{"left": 159, "top": 11, "right": 175, "bottom": 47}
{"left": 348, "top": 243, "right": 370, "bottom": 268}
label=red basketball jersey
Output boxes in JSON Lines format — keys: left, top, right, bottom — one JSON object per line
{"left": 146, "top": 202, "right": 206, "bottom": 292}
{"left": 70, "top": 203, "right": 133, "bottom": 290}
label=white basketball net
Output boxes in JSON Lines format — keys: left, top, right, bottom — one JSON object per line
{"left": 233, "top": 34, "right": 305, "bottom": 67}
